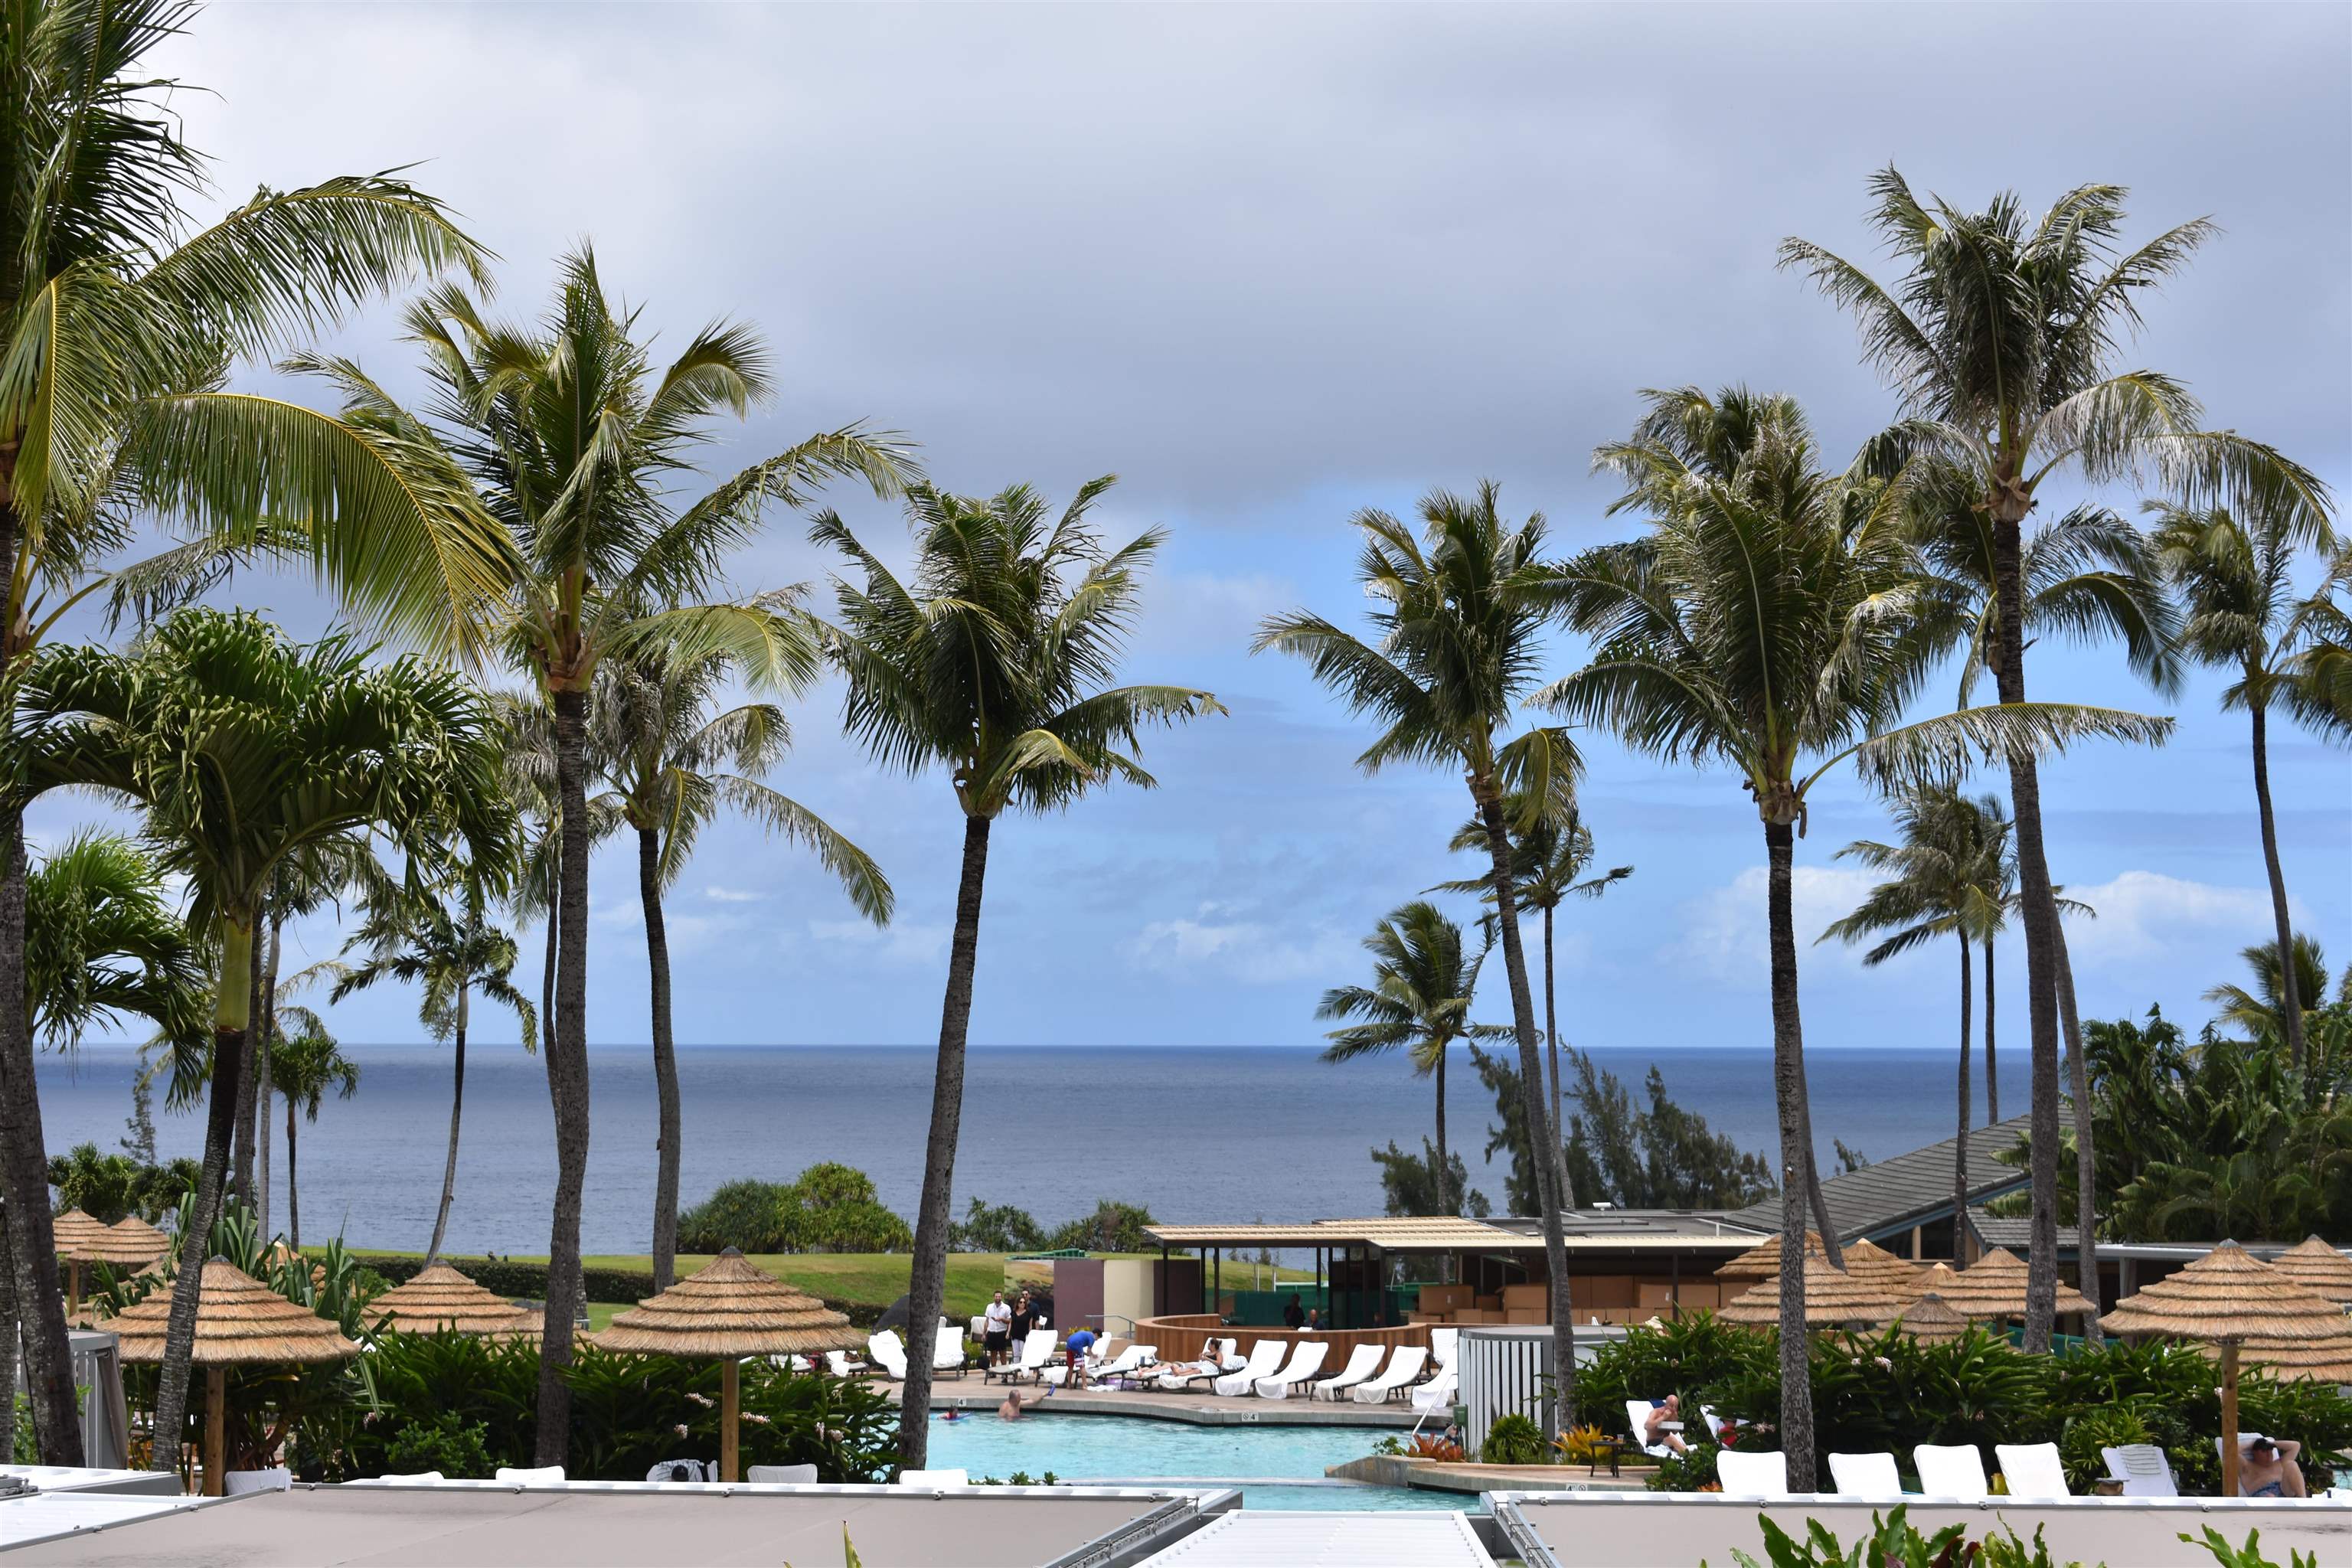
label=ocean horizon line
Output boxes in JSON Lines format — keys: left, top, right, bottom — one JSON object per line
{"left": 55, "top": 1038, "right": 1956, "bottom": 1055}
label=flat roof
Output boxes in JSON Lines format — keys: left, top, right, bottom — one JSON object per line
{"left": 1147, "top": 1214, "right": 1768, "bottom": 1253}
{"left": 0, "top": 1481, "right": 1233, "bottom": 1566}
{"left": 1488, "top": 1491, "right": 2352, "bottom": 1568}
{"left": 1138, "top": 1509, "right": 1494, "bottom": 1566}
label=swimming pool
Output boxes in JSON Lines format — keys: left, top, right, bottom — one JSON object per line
{"left": 921, "top": 1412, "right": 1477, "bottom": 1512}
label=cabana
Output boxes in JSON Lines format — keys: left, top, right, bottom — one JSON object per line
{"left": 100, "top": 1259, "right": 358, "bottom": 1494}
{"left": 364, "top": 1263, "right": 541, "bottom": 1340}
{"left": 589, "top": 1248, "right": 864, "bottom": 1482}
{"left": 2099, "top": 1240, "right": 2350, "bottom": 1496}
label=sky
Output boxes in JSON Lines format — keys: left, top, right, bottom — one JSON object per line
{"left": 36, "top": 2, "right": 2352, "bottom": 1057}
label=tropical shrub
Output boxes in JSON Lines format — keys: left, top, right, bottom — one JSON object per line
{"left": 46, "top": 1144, "right": 201, "bottom": 1225}
{"left": 1045, "top": 1200, "right": 1158, "bottom": 1253}
{"left": 676, "top": 1165, "right": 914, "bottom": 1255}
{"left": 384, "top": 1414, "right": 495, "bottom": 1478}
{"left": 1553, "top": 1423, "right": 1612, "bottom": 1465}
{"left": 1480, "top": 1413, "right": 1547, "bottom": 1465}
{"left": 950, "top": 1199, "right": 1046, "bottom": 1253}
{"left": 1645, "top": 1442, "right": 1723, "bottom": 1494}
{"left": 1576, "top": 1312, "right": 1774, "bottom": 1435}
{"left": 677, "top": 1180, "right": 799, "bottom": 1253}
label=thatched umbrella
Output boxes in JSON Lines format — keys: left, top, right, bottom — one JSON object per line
{"left": 64, "top": 1218, "right": 174, "bottom": 1318}
{"left": 365, "top": 1262, "right": 541, "bottom": 1340}
{"left": 50, "top": 1209, "right": 109, "bottom": 1310}
{"left": 102, "top": 1259, "right": 358, "bottom": 1495}
{"left": 1715, "top": 1252, "right": 1912, "bottom": 1329}
{"left": 2100, "top": 1241, "right": 2350, "bottom": 1496}
{"left": 2269, "top": 1236, "right": 2352, "bottom": 1308}
{"left": 1885, "top": 1290, "right": 1971, "bottom": 1344}
{"left": 1929, "top": 1247, "right": 2097, "bottom": 1323}
{"left": 590, "top": 1248, "right": 863, "bottom": 1482}
{"left": 1717, "top": 1230, "right": 1921, "bottom": 1297}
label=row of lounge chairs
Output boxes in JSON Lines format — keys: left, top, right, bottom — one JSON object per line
{"left": 981, "top": 1328, "right": 1461, "bottom": 1407}
{"left": 1692, "top": 1438, "right": 2295, "bottom": 1501}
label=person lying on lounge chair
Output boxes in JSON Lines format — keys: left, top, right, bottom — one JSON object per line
{"left": 2241, "top": 1437, "right": 2305, "bottom": 1498}
{"left": 1645, "top": 1394, "right": 1690, "bottom": 1456}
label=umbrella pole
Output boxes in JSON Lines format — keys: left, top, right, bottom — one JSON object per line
{"left": 720, "top": 1358, "right": 740, "bottom": 1484}
{"left": 69, "top": 1259, "right": 82, "bottom": 1317}
{"left": 2220, "top": 1341, "right": 2240, "bottom": 1498}
{"left": 203, "top": 1367, "right": 226, "bottom": 1497}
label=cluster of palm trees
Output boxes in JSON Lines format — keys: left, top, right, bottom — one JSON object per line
{"left": 0, "top": 2, "right": 1219, "bottom": 1479}
{"left": 1262, "top": 177, "right": 2341, "bottom": 1481}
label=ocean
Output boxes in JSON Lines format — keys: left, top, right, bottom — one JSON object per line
{"left": 31, "top": 1044, "right": 1983, "bottom": 1258}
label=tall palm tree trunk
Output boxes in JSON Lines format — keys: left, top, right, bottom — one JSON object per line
{"left": 1983, "top": 938, "right": 1998, "bottom": 1126}
{"left": 256, "top": 916, "right": 280, "bottom": 1240}
{"left": 1432, "top": 1046, "right": 1450, "bottom": 1215}
{"left": 426, "top": 984, "right": 469, "bottom": 1263}
{"left": 285, "top": 1096, "right": 300, "bottom": 1250}
{"left": 1954, "top": 936, "right": 1971, "bottom": 1260}
{"left": 640, "top": 825, "right": 683, "bottom": 1290}
{"left": 1543, "top": 905, "right": 1563, "bottom": 1152}
{"left": 152, "top": 916, "right": 254, "bottom": 1479}
{"left": 2247, "top": 701, "right": 2306, "bottom": 1066}
{"left": 232, "top": 930, "right": 266, "bottom": 1208}
{"left": 1475, "top": 782, "right": 1574, "bottom": 1437}
{"left": 899, "top": 813, "right": 992, "bottom": 1470}
{"left": 0, "top": 1218, "right": 18, "bottom": 1459}
{"left": 1762, "top": 818, "right": 1818, "bottom": 1486}
{"left": 1992, "top": 502, "right": 2065, "bottom": 1353}
{"left": 535, "top": 685, "right": 594, "bottom": 1467}
{"left": 0, "top": 801, "right": 82, "bottom": 1464}
{"left": 2052, "top": 916, "right": 2099, "bottom": 1338}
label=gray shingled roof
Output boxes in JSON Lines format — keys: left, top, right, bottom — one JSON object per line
{"left": 1730, "top": 1111, "right": 2047, "bottom": 1243}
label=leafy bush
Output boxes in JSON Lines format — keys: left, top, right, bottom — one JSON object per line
{"left": 46, "top": 1143, "right": 200, "bottom": 1224}
{"left": 384, "top": 1413, "right": 494, "bottom": 1478}
{"left": 951, "top": 1199, "right": 1045, "bottom": 1253}
{"left": 677, "top": 1179, "right": 797, "bottom": 1253}
{"left": 2177, "top": 1524, "right": 2319, "bottom": 1568}
{"left": 1576, "top": 1312, "right": 1773, "bottom": 1436}
{"left": 1045, "top": 1200, "right": 1158, "bottom": 1253}
{"left": 1645, "top": 1441, "right": 1723, "bottom": 1493}
{"left": 1479, "top": 1413, "right": 1547, "bottom": 1465}
{"left": 675, "top": 1165, "right": 913, "bottom": 1255}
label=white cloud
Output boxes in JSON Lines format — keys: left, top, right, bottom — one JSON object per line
{"left": 1674, "top": 864, "right": 1883, "bottom": 984}
{"left": 2059, "top": 871, "right": 2295, "bottom": 969}
{"left": 1125, "top": 903, "right": 1357, "bottom": 986}
{"left": 704, "top": 886, "right": 767, "bottom": 904}
{"left": 808, "top": 918, "right": 951, "bottom": 969}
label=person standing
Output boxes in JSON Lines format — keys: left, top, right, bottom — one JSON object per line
{"left": 1063, "top": 1326, "right": 1097, "bottom": 1390}
{"left": 1010, "top": 1290, "right": 1037, "bottom": 1347}
{"left": 1283, "top": 1292, "right": 1305, "bottom": 1330}
{"left": 983, "top": 1291, "right": 1014, "bottom": 1367}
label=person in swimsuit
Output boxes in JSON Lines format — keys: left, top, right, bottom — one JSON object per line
{"left": 2240, "top": 1436, "right": 2305, "bottom": 1498}
{"left": 1645, "top": 1393, "right": 1690, "bottom": 1456}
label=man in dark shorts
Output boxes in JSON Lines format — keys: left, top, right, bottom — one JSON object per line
{"left": 982, "top": 1292, "right": 1013, "bottom": 1367}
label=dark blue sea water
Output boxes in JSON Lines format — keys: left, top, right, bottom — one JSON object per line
{"left": 30, "top": 1045, "right": 1980, "bottom": 1257}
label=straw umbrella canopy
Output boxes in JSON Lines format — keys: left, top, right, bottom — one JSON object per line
{"left": 1717, "top": 1230, "right": 1922, "bottom": 1296}
{"left": 62, "top": 1218, "right": 174, "bottom": 1318}
{"left": 1715, "top": 1252, "right": 1913, "bottom": 1329}
{"left": 2269, "top": 1237, "right": 2352, "bottom": 1308}
{"left": 365, "top": 1263, "right": 541, "bottom": 1340}
{"left": 1885, "top": 1291, "right": 1971, "bottom": 1344}
{"left": 2099, "top": 1241, "right": 2350, "bottom": 1496}
{"left": 104, "top": 1216, "right": 172, "bottom": 1263}
{"left": 102, "top": 1259, "right": 358, "bottom": 1495}
{"left": 589, "top": 1248, "right": 863, "bottom": 1481}
{"left": 51, "top": 1208, "right": 108, "bottom": 1254}
{"left": 1931, "top": 1247, "right": 2097, "bottom": 1322}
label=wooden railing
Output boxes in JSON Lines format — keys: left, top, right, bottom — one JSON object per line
{"left": 1132, "top": 1313, "right": 1431, "bottom": 1366}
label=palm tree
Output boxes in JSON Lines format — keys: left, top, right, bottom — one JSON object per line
{"left": 2149, "top": 481, "right": 2343, "bottom": 1067}
{"left": 1256, "top": 480, "right": 1586, "bottom": 1436}
{"left": 22, "top": 831, "right": 210, "bottom": 1067}
{"left": 267, "top": 1008, "right": 358, "bottom": 1250}
{"left": 1318, "top": 901, "right": 1508, "bottom": 1217}
{"left": 18, "top": 608, "right": 513, "bottom": 1477}
{"left": 2205, "top": 935, "right": 2337, "bottom": 1043}
{"left": 590, "top": 645, "right": 892, "bottom": 1287}
{"left": 1820, "top": 784, "right": 2011, "bottom": 1247}
{"left": 811, "top": 477, "right": 1219, "bottom": 1466}
{"left": 1438, "top": 807, "right": 1632, "bottom": 1147}
{"left": 0, "top": 0, "right": 488, "bottom": 1464}
{"left": 1781, "top": 169, "right": 2328, "bottom": 1350}
{"left": 300, "top": 249, "right": 910, "bottom": 1459}
{"left": 325, "top": 878, "right": 536, "bottom": 1263}
{"left": 1536, "top": 387, "right": 2167, "bottom": 1484}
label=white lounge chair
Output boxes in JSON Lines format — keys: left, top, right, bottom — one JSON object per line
{"left": 1350, "top": 1344, "right": 1428, "bottom": 1403}
{"left": 824, "top": 1350, "right": 865, "bottom": 1380}
{"left": 646, "top": 1459, "right": 708, "bottom": 1483}
{"left": 1213, "top": 1340, "right": 1289, "bottom": 1397}
{"left": 1829, "top": 1452, "right": 1903, "bottom": 1498}
{"left": 1311, "top": 1344, "right": 1386, "bottom": 1401}
{"left": 1624, "top": 1400, "right": 1678, "bottom": 1460}
{"left": 1994, "top": 1442, "right": 2069, "bottom": 1499}
{"left": 1913, "top": 1444, "right": 1989, "bottom": 1501}
{"left": 1255, "top": 1341, "right": 1328, "bottom": 1399}
{"left": 917, "top": 1320, "right": 967, "bottom": 1377}
{"left": 1155, "top": 1340, "right": 1239, "bottom": 1391}
{"left": 1700, "top": 1405, "right": 1728, "bottom": 1444}
{"left": 898, "top": 1468, "right": 969, "bottom": 1487}
{"left": 1430, "top": 1327, "right": 1459, "bottom": 1370}
{"left": 867, "top": 1331, "right": 910, "bottom": 1381}
{"left": 1716, "top": 1449, "right": 1793, "bottom": 1499}
{"left": 224, "top": 1468, "right": 291, "bottom": 1494}
{"left": 988, "top": 1333, "right": 1056, "bottom": 1385}
{"left": 1089, "top": 1344, "right": 1158, "bottom": 1386}
{"left": 495, "top": 1465, "right": 566, "bottom": 1485}
{"left": 747, "top": 1463, "right": 818, "bottom": 1484}
{"left": 2101, "top": 1444, "right": 2178, "bottom": 1498}
{"left": 1409, "top": 1367, "right": 1457, "bottom": 1413}
{"left": 374, "top": 1472, "right": 443, "bottom": 1486}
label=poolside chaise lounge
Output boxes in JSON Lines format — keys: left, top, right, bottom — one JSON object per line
{"left": 1828, "top": 1452, "right": 1902, "bottom": 1498}
{"left": 1348, "top": 1344, "right": 1428, "bottom": 1403}
{"left": 495, "top": 1466, "right": 565, "bottom": 1485}
{"left": 1253, "top": 1340, "right": 1328, "bottom": 1399}
{"left": 1154, "top": 1339, "right": 1240, "bottom": 1392}
{"left": 1308, "top": 1344, "right": 1385, "bottom": 1401}
{"left": 1913, "top": 1443, "right": 1990, "bottom": 1501}
{"left": 1408, "top": 1365, "right": 1456, "bottom": 1413}
{"left": 1715, "top": 1449, "right": 1792, "bottom": 1499}
{"left": 1994, "top": 1442, "right": 2069, "bottom": 1499}
{"left": 867, "top": 1331, "right": 910, "bottom": 1381}
{"left": 1213, "top": 1340, "right": 1289, "bottom": 1396}
{"left": 985, "top": 1333, "right": 1056, "bottom": 1385}
{"left": 2101, "top": 1443, "right": 2178, "bottom": 1497}
{"left": 1429, "top": 1328, "right": 1459, "bottom": 1370}
{"left": 920, "top": 1320, "right": 969, "bottom": 1377}
{"left": 1623, "top": 1399, "right": 1676, "bottom": 1460}
{"left": 897, "top": 1468, "right": 969, "bottom": 1488}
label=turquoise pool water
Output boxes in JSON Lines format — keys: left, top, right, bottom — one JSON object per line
{"left": 921, "top": 1413, "right": 1477, "bottom": 1512}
